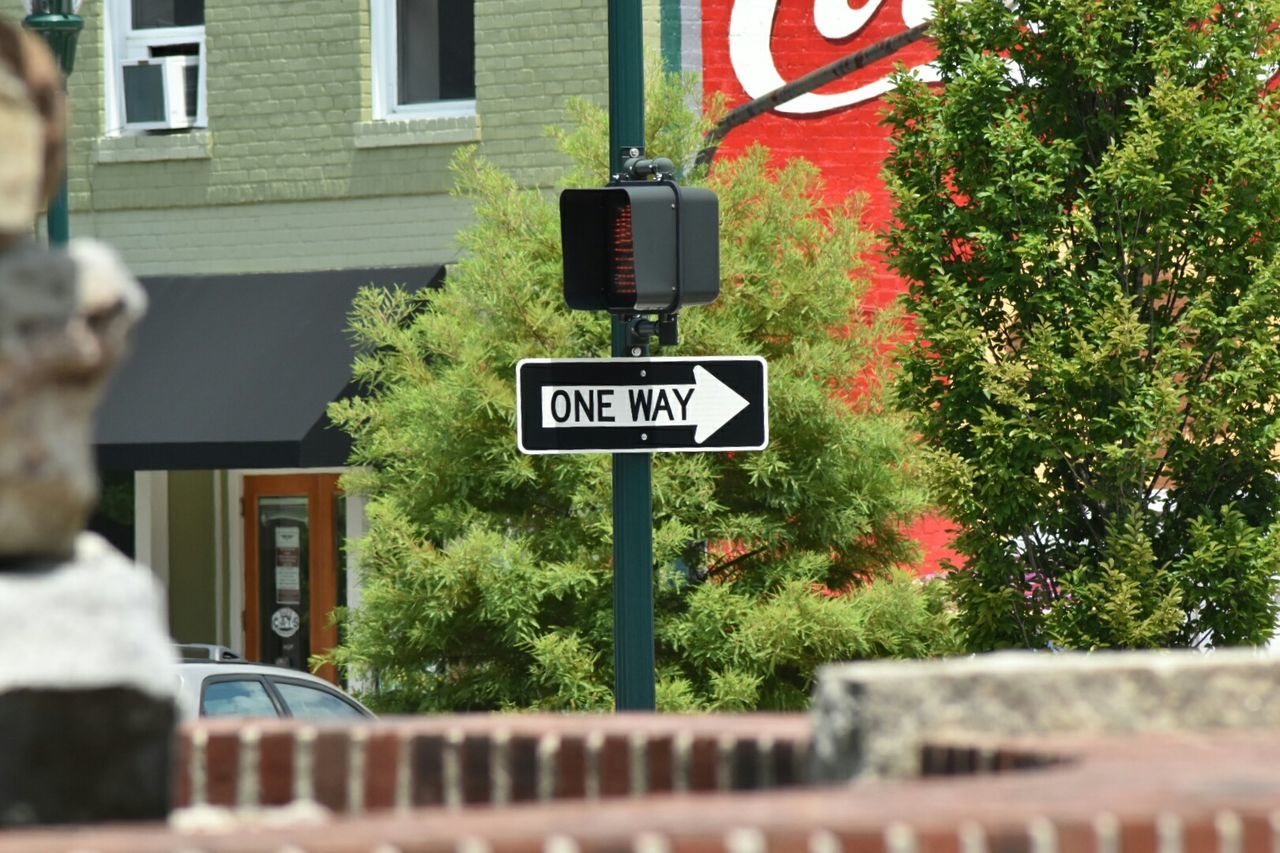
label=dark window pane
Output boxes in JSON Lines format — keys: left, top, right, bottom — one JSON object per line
{"left": 397, "top": 0, "right": 438, "bottom": 104}
{"left": 201, "top": 680, "right": 278, "bottom": 717}
{"left": 438, "top": 0, "right": 475, "bottom": 100}
{"left": 122, "top": 62, "right": 164, "bottom": 124}
{"left": 149, "top": 42, "right": 199, "bottom": 56}
{"left": 397, "top": 0, "right": 474, "bottom": 104}
{"left": 274, "top": 682, "right": 367, "bottom": 720}
{"left": 133, "top": 0, "right": 204, "bottom": 29}
{"left": 183, "top": 61, "right": 198, "bottom": 119}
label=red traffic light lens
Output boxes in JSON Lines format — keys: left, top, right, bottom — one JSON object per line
{"left": 607, "top": 197, "right": 636, "bottom": 308}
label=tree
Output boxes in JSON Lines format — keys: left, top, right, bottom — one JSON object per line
{"left": 326, "top": 67, "right": 957, "bottom": 712}
{"left": 884, "top": 0, "right": 1280, "bottom": 650}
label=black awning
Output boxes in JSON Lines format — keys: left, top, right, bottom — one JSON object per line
{"left": 94, "top": 265, "right": 444, "bottom": 471}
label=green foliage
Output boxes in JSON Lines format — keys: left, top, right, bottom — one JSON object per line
{"left": 327, "top": 65, "right": 956, "bottom": 712}
{"left": 96, "top": 472, "right": 135, "bottom": 526}
{"left": 885, "top": 0, "right": 1280, "bottom": 650}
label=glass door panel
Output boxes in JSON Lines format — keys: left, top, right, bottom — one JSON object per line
{"left": 243, "top": 474, "right": 341, "bottom": 682}
{"left": 258, "top": 496, "right": 310, "bottom": 670}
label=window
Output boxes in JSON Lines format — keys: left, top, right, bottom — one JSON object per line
{"left": 105, "top": 0, "right": 207, "bottom": 133}
{"left": 201, "top": 679, "right": 278, "bottom": 717}
{"left": 273, "top": 681, "right": 368, "bottom": 720}
{"left": 371, "top": 0, "right": 475, "bottom": 120}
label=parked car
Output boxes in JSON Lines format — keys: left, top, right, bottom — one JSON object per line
{"left": 175, "top": 644, "right": 374, "bottom": 721}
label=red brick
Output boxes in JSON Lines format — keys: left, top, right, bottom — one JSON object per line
{"left": 257, "top": 729, "right": 294, "bottom": 806}
{"left": 983, "top": 825, "right": 1032, "bottom": 853}
{"left": 203, "top": 727, "right": 239, "bottom": 807}
{"left": 758, "top": 826, "right": 819, "bottom": 853}
{"left": 557, "top": 735, "right": 588, "bottom": 799}
{"left": 668, "top": 831, "right": 736, "bottom": 853}
{"left": 461, "top": 733, "right": 494, "bottom": 805}
{"left": 173, "top": 729, "right": 193, "bottom": 808}
{"left": 690, "top": 736, "right": 719, "bottom": 791}
{"left": 1180, "top": 816, "right": 1218, "bottom": 853}
{"left": 489, "top": 838, "right": 552, "bottom": 853}
{"left": 313, "top": 728, "right": 350, "bottom": 811}
{"left": 412, "top": 732, "right": 446, "bottom": 807}
{"left": 832, "top": 827, "right": 891, "bottom": 853}
{"left": 509, "top": 734, "right": 540, "bottom": 803}
{"left": 913, "top": 826, "right": 964, "bottom": 853}
{"left": 770, "top": 739, "right": 804, "bottom": 788}
{"left": 1236, "top": 813, "right": 1272, "bottom": 853}
{"left": 647, "top": 734, "right": 676, "bottom": 794}
{"left": 363, "top": 728, "right": 401, "bottom": 810}
{"left": 600, "top": 733, "right": 631, "bottom": 798}
{"left": 1119, "top": 819, "right": 1159, "bottom": 853}
{"left": 1049, "top": 819, "right": 1100, "bottom": 853}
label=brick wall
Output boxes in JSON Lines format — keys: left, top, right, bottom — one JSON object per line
{"left": 73, "top": 194, "right": 474, "bottom": 276}
{"left": 2, "top": 718, "right": 1280, "bottom": 851}
{"left": 49, "top": 0, "right": 616, "bottom": 210}
{"left": 175, "top": 713, "right": 812, "bottom": 813}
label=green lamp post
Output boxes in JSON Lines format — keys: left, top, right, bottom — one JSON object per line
{"left": 22, "top": 0, "right": 83, "bottom": 247}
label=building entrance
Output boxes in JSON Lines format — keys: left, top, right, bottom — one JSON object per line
{"left": 242, "top": 474, "right": 343, "bottom": 682}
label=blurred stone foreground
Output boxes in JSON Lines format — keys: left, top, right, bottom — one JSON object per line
{"left": 0, "top": 16, "right": 176, "bottom": 826}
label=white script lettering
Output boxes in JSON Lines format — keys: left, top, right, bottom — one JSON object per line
{"left": 728, "top": 0, "right": 940, "bottom": 114}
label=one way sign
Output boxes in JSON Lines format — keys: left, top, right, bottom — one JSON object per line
{"left": 517, "top": 356, "right": 768, "bottom": 455}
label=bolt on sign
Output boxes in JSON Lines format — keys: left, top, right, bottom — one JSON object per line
{"left": 517, "top": 356, "right": 768, "bottom": 454}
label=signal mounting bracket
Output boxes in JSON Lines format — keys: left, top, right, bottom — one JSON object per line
{"left": 626, "top": 312, "right": 679, "bottom": 350}
{"left": 620, "top": 155, "right": 676, "bottom": 183}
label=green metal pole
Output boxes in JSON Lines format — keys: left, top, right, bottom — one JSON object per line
{"left": 659, "top": 0, "right": 681, "bottom": 75}
{"left": 46, "top": 175, "right": 70, "bottom": 247}
{"left": 608, "top": 0, "right": 655, "bottom": 711}
{"left": 23, "top": 6, "right": 82, "bottom": 248}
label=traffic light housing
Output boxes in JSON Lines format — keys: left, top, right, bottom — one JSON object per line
{"left": 560, "top": 181, "right": 718, "bottom": 314}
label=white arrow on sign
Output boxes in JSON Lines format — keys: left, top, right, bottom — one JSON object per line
{"left": 540, "top": 366, "right": 750, "bottom": 443}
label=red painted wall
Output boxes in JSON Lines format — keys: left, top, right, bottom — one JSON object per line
{"left": 701, "top": 0, "right": 956, "bottom": 572}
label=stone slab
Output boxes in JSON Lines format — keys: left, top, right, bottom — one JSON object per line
{"left": 0, "top": 532, "right": 177, "bottom": 699}
{"left": 810, "top": 648, "right": 1280, "bottom": 781}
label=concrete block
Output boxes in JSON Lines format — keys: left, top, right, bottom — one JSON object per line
{"left": 811, "top": 649, "right": 1280, "bottom": 782}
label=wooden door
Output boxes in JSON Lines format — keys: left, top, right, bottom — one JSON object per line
{"left": 243, "top": 474, "right": 342, "bottom": 682}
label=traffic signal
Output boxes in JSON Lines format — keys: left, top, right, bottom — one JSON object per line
{"left": 560, "top": 181, "right": 718, "bottom": 314}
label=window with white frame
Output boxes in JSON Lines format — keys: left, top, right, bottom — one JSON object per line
{"left": 371, "top": 0, "right": 476, "bottom": 120}
{"left": 104, "top": 0, "right": 207, "bottom": 134}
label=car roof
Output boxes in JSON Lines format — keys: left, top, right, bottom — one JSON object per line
{"left": 177, "top": 659, "right": 342, "bottom": 684}
{"left": 172, "top": 647, "right": 374, "bottom": 720}
{"left": 176, "top": 645, "right": 348, "bottom": 686}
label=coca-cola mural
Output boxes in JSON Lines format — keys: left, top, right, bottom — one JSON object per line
{"left": 701, "top": 0, "right": 955, "bottom": 570}
{"left": 703, "top": 0, "right": 935, "bottom": 303}
{"left": 728, "top": 0, "right": 936, "bottom": 115}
